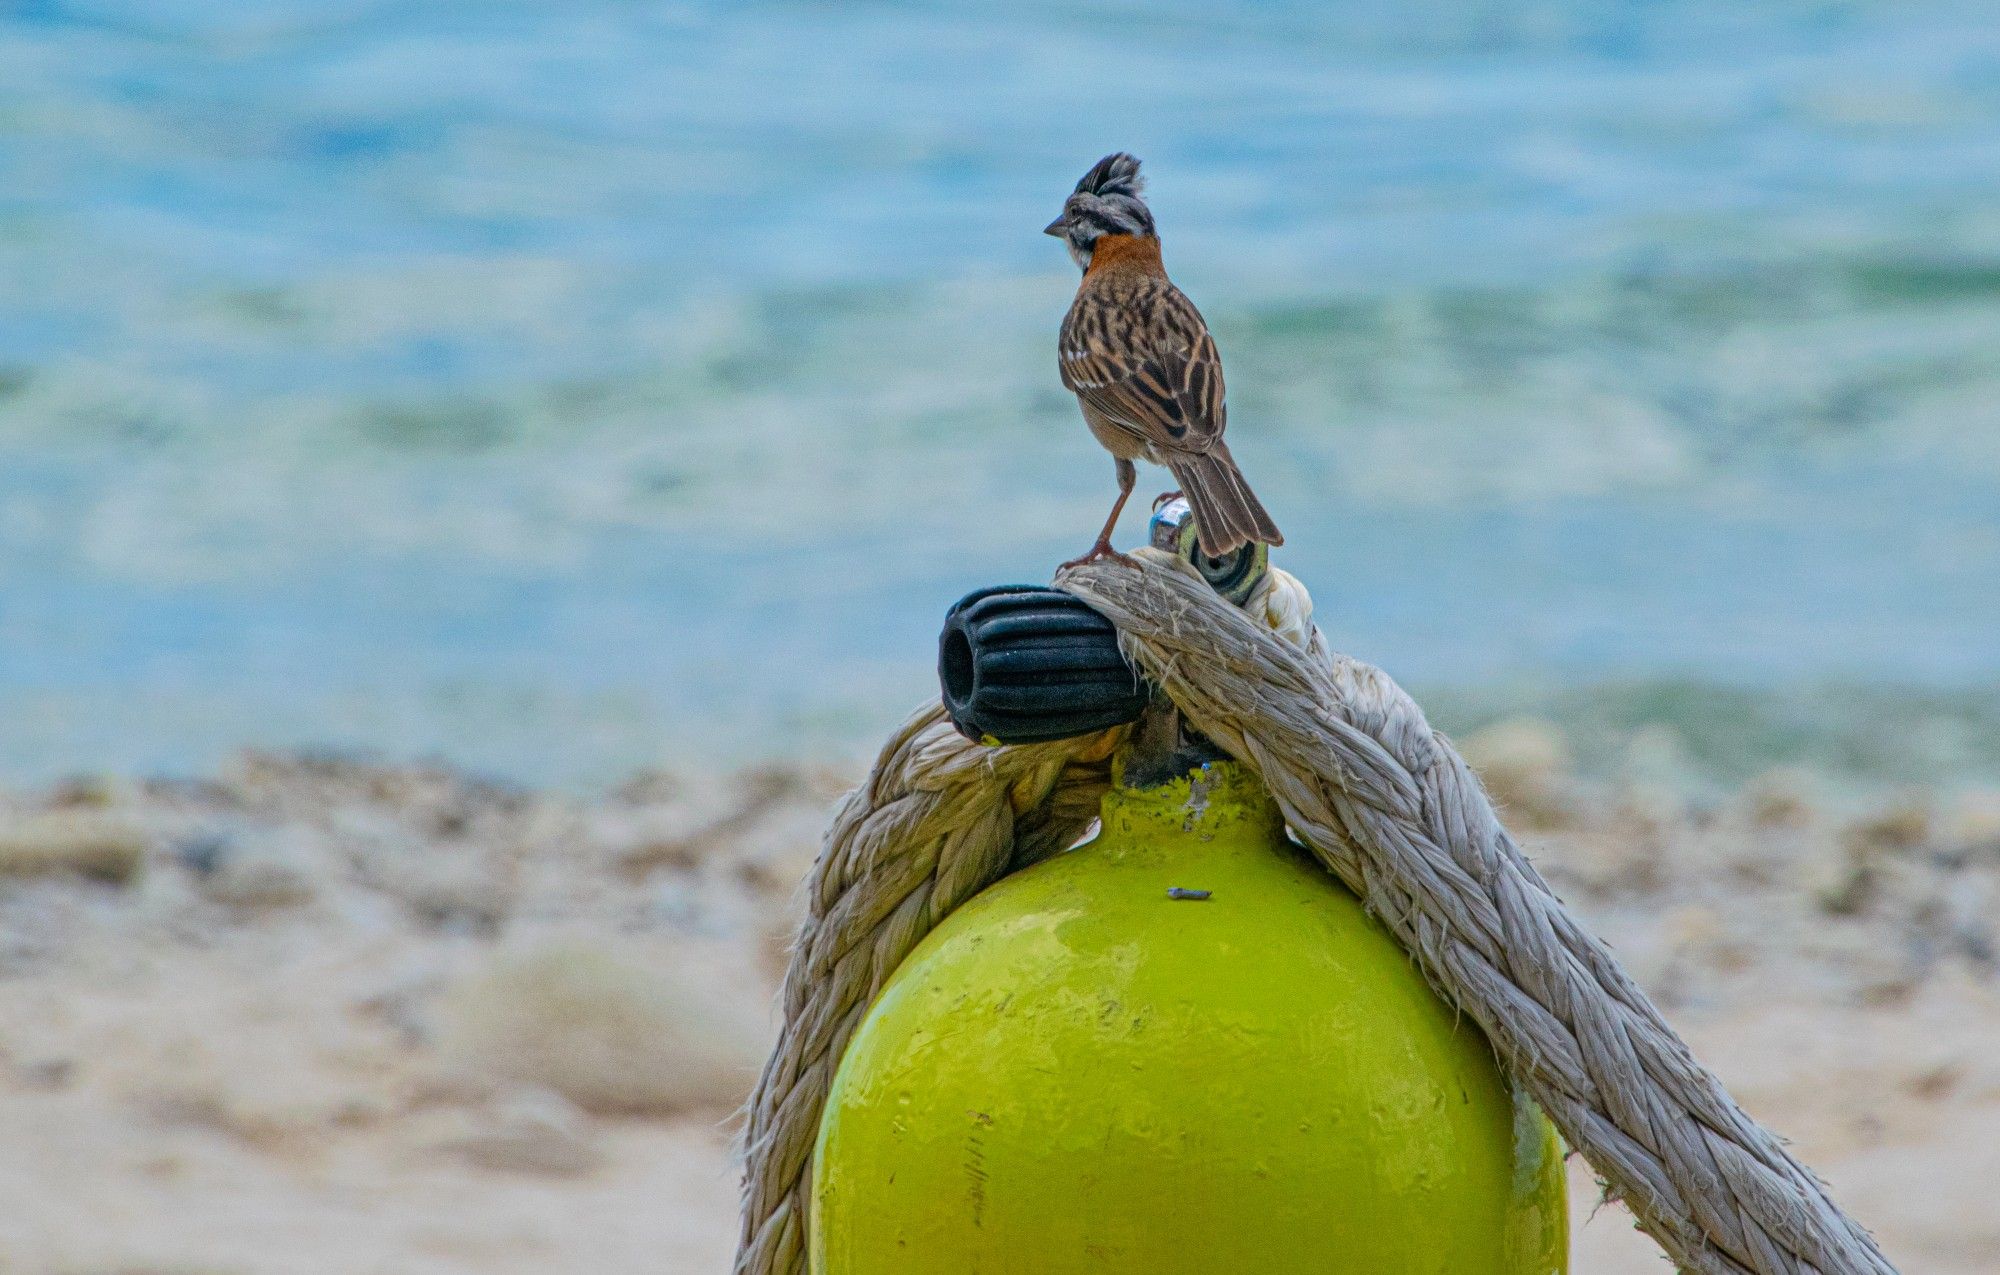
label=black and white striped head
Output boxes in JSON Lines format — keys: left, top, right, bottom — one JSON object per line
{"left": 1044, "top": 152, "right": 1154, "bottom": 270}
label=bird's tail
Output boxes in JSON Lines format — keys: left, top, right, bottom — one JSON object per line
{"left": 1168, "top": 442, "right": 1284, "bottom": 557}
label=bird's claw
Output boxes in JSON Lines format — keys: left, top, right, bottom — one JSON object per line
{"left": 1059, "top": 541, "right": 1139, "bottom": 572}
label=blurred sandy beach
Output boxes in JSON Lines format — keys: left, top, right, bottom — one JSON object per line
{"left": 0, "top": 731, "right": 1995, "bottom": 1273}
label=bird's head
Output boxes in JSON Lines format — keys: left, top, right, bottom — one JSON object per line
{"left": 1044, "top": 152, "right": 1154, "bottom": 271}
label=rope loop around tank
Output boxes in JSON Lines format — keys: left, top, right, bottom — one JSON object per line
{"left": 736, "top": 548, "right": 1897, "bottom": 1275}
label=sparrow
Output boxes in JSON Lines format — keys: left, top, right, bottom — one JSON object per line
{"left": 1046, "top": 152, "right": 1283, "bottom": 567}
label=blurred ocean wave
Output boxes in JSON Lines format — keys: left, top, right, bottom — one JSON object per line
{"left": 4, "top": 1, "right": 2000, "bottom": 784}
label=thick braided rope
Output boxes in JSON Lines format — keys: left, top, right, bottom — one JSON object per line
{"left": 734, "top": 704, "right": 1120, "bottom": 1275}
{"left": 1059, "top": 550, "right": 1895, "bottom": 1275}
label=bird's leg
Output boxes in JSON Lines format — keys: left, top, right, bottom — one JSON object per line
{"left": 1150, "top": 489, "right": 1183, "bottom": 511}
{"left": 1061, "top": 458, "right": 1139, "bottom": 570}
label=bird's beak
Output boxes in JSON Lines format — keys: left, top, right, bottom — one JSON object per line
{"left": 1043, "top": 216, "right": 1067, "bottom": 237}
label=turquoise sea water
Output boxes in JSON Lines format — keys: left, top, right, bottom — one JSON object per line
{"left": 5, "top": 2, "right": 2000, "bottom": 786}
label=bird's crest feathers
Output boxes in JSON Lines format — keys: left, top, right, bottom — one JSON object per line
{"left": 1074, "top": 153, "right": 1145, "bottom": 202}
{"left": 1051, "top": 152, "right": 1155, "bottom": 261}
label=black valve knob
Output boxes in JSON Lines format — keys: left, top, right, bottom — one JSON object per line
{"left": 938, "top": 585, "right": 1151, "bottom": 745}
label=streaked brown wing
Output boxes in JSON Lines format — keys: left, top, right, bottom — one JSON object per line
{"left": 1059, "top": 280, "right": 1225, "bottom": 456}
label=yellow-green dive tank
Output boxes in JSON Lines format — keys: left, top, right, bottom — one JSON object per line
{"left": 810, "top": 761, "right": 1568, "bottom": 1273}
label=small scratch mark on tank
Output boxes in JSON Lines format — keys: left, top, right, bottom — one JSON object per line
{"left": 965, "top": 1110, "right": 993, "bottom": 1227}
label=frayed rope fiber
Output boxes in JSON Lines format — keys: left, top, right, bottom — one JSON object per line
{"left": 737, "top": 549, "right": 1896, "bottom": 1275}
